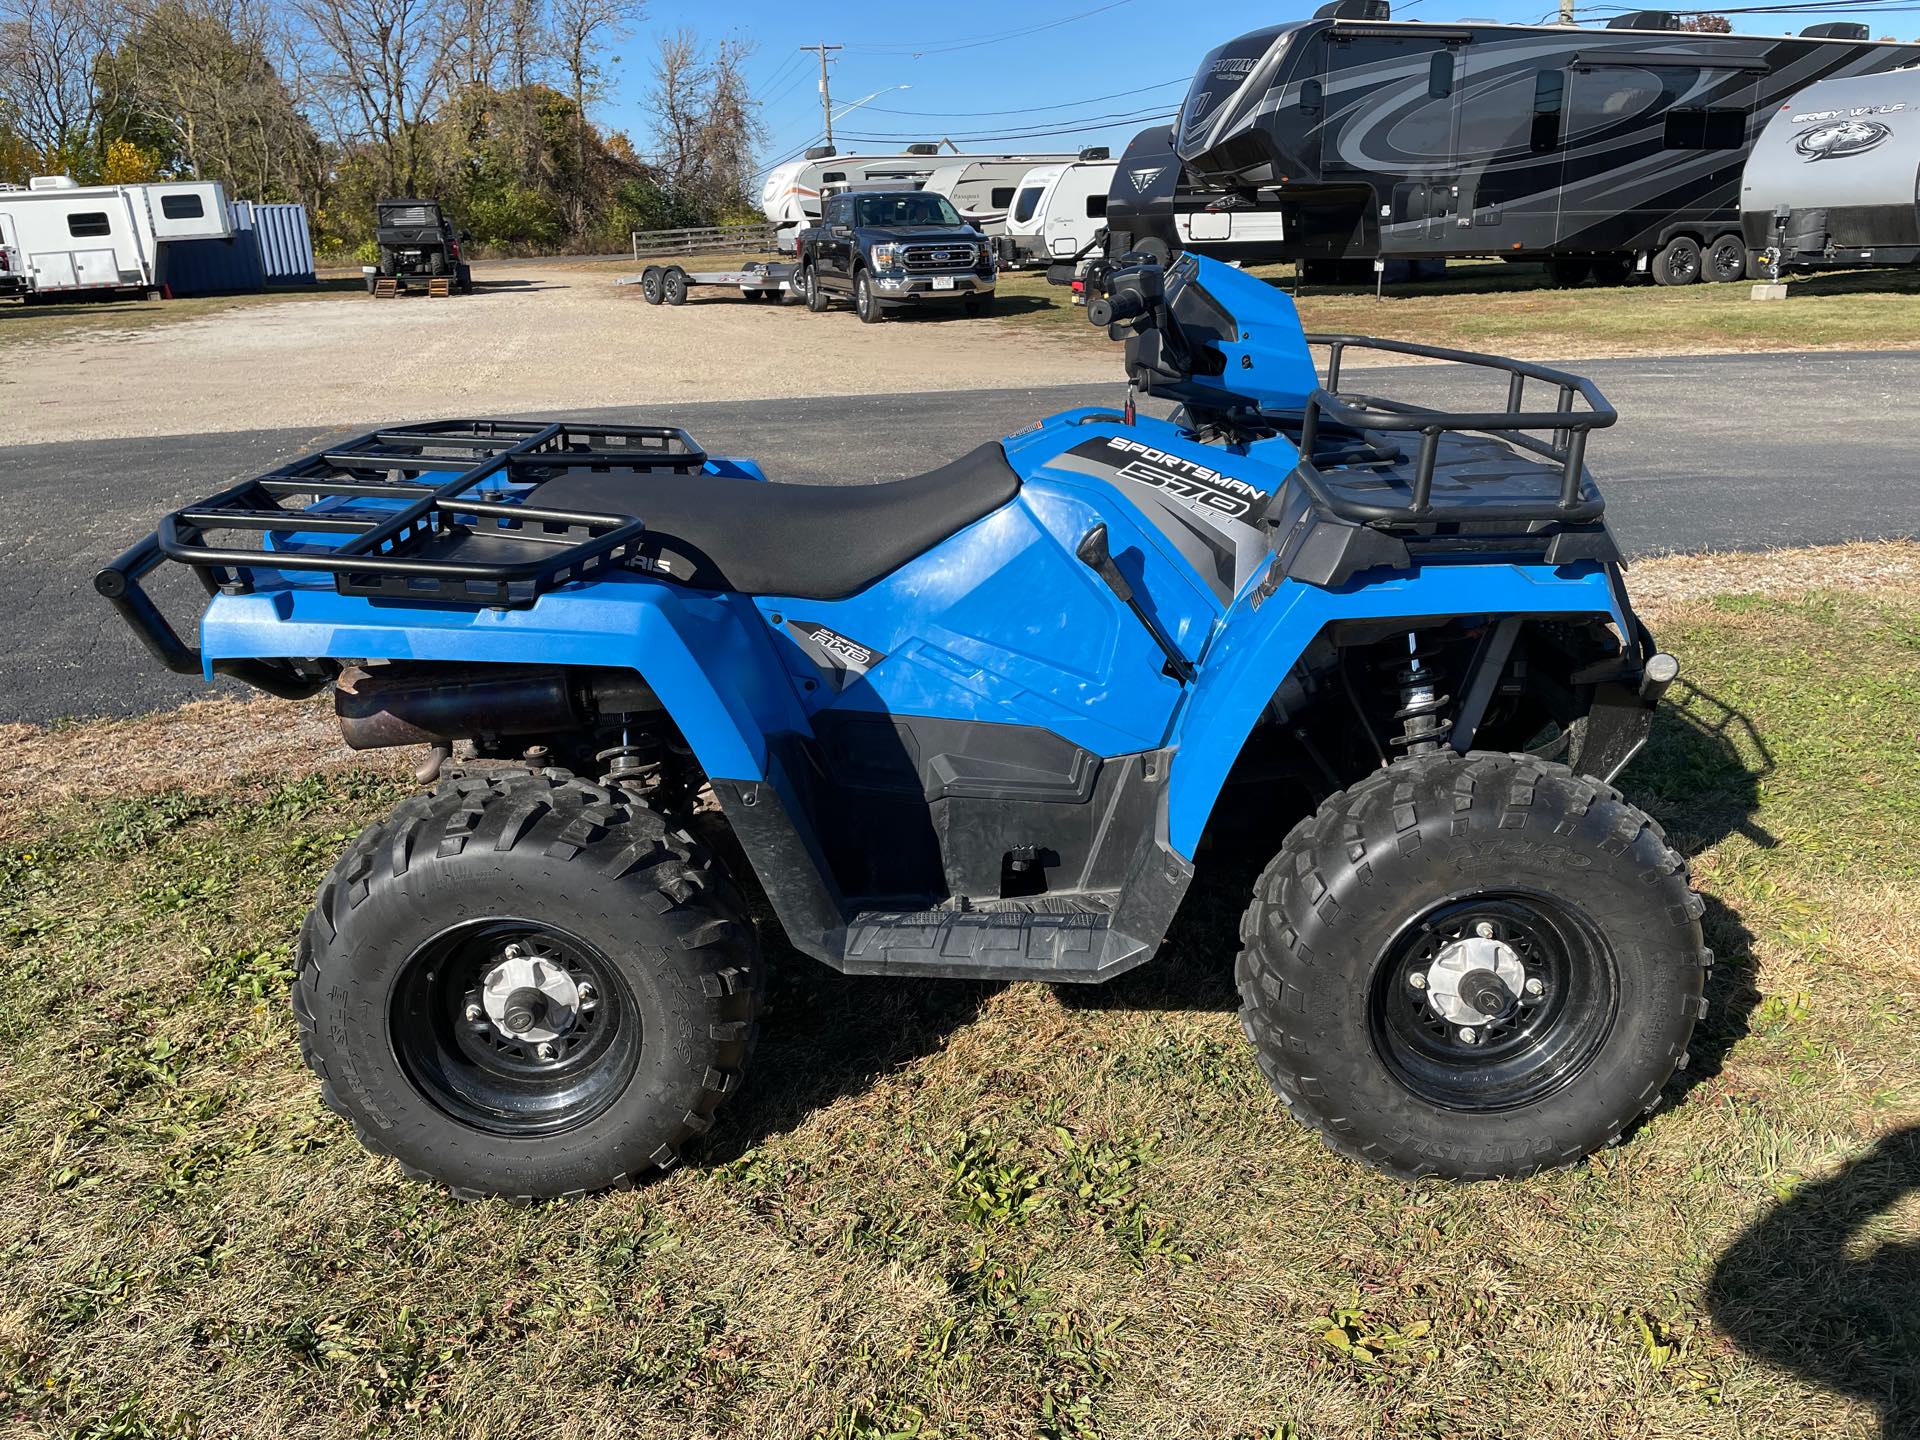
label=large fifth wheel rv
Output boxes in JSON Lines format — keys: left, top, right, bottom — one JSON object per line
{"left": 923, "top": 153, "right": 1086, "bottom": 235}
{"left": 0, "top": 175, "right": 233, "bottom": 298}
{"left": 1169, "top": 4, "right": 1920, "bottom": 283}
{"left": 1741, "top": 66, "right": 1920, "bottom": 271}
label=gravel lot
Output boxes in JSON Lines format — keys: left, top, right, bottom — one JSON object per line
{"left": 1, "top": 262, "right": 1115, "bottom": 445}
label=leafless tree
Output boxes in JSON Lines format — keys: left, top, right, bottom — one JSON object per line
{"left": 288, "top": 0, "right": 456, "bottom": 194}
{"left": 647, "top": 28, "right": 760, "bottom": 217}
{"left": 548, "top": 0, "right": 637, "bottom": 226}
{"left": 0, "top": 0, "right": 120, "bottom": 158}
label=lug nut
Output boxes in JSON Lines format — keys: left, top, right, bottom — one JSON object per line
{"left": 1525, "top": 977, "right": 1545, "bottom": 997}
{"left": 535, "top": 1042, "right": 557, "bottom": 1061}
{"left": 1409, "top": 971, "right": 1428, "bottom": 990}
{"left": 1474, "top": 921, "right": 1495, "bottom": 939}
{"left": 1457, "top": 1027, "right": 1479, "bottom": 1044}
{"left": 464, "top": 1003, "right": 486, "bottom": 1024}
{"left": 577, "top": 982, "right": 597, "bottom": 1012}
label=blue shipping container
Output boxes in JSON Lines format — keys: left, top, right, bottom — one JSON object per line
{"left": 250, "top": 202, "right": 317, "bottom": 285}
{"left": 159, "top": 199, "right": 315, "bottom": 295}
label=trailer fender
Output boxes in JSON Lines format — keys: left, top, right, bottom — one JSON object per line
{"left": 198, "top": 578, "right": 807, "bottom": 784}
{"left": 1162, "top": 563, "right": 1633, "bottom": 858}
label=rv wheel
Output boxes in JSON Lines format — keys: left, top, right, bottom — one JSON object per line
{"left": 1547, "top": 257, "right": 1591, "bottom": 288}
{"left": 1590, "top": 255, "right": 1631, "bottom": 287}
{"left": 1704, "top": 234, "right": 1746, "bottom": 283}
{"left": 1652, "top": 237, "right": 1701, "bottom": 286}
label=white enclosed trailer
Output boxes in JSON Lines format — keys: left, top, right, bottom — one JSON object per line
{"left": 1000, "top": 159, "right": 1121, "bottom": 266}
{"left": 0, "top": 175, "right": 232, "bottom": 297}
{"left": 1740, "top": 67, "right": 1920, "bottom": 270}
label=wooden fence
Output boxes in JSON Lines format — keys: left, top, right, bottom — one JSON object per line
{"left": 630, "top": 222, "right": 778, "bottom": 259}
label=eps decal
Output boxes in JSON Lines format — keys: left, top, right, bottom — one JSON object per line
{"left": 1066, "top": 436, "right": 1268, "bottom": 519}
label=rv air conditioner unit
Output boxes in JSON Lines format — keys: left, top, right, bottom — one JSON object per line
{"left": 1315, "top": 0, "right": 1390, "bottom": 17}
{"left": 905, "top": 143, "right": 942, "bottom": 155}
{"left": 1079, "top": 147, "right": 1111, "bottom": 162}
{"left": 28, "top": 175, "right": 80, "bottom": 190}
{"left": 1606, "top": 10, "right": 1680, "bottom": 27}
{"left": 804, "top": 144, "right": 837, "bottom": 160}
{"left": 1800, "top": 22, "right": 1869, "bottom": 39}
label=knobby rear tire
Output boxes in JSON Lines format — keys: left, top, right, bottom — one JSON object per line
{"left": 1236, "top": 750, "right": 1709, "bottom": 1181}
{"left": 292, "top": 771, "right": 762, "bottom": 1200}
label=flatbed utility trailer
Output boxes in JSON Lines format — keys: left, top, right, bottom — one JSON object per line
{"left": 620, "top": 261, "right": 797, "bottom": 305}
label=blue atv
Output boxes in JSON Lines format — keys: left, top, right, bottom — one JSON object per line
{"left": 98, "top": 254, "right": 1704, "bottom": 1198}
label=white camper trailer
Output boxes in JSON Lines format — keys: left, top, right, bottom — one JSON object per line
{"left": 1741, "top": 67, "right": 1920, "bottom": 271}
{"left": 761, "top": 147, "right": 954, "bottom": 251}
{"left": 922, "top": 154, "right": 1079, "bottom": 236}
{"left": 1000, "top": 158, "right": 1121, "bottom": 266}
{"left": 0, "top": 175, "right": 233, "bottom": 298}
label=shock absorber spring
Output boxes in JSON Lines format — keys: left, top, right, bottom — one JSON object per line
{"left": 596, "top": 723, "right": 662, "bottom": 794}
{"left": 1390, "top": 633, "right": 1453, "bottom": 755}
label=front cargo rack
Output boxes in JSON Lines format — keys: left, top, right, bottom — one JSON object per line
{"left": 95, "top": 419, "right": 705, "bottom": 693}
{"left": 1293, "top": 334, "right": 1617, "bottom": 526}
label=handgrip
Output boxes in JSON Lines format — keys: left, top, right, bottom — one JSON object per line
{"left": 1074, "top": 522, "right": 1133, "bottom": 603}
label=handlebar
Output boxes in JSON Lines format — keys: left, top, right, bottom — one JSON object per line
{"left": 1087, "top": 289, "right": 1148, "bottom": 328}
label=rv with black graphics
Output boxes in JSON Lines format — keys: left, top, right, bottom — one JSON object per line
{"left": 1169, "top": 2, "right": 1919, "bottom": 284}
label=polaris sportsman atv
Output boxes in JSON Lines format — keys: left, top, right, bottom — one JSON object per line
{"left": 97, "top": 253, "right": 1705, "bottom": 1198}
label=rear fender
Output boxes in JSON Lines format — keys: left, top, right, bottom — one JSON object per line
{"left": 198, "top": 575, "right": 806, "bottom": 784}
{"left": 1164, "top": 562, "right": 1632, "bottom": 857}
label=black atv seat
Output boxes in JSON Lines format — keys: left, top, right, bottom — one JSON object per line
{"left": 523, "top": 440, "right": 1021, "bottom": 599}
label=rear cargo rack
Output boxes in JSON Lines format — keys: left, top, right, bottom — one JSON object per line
{"left": 1295, "top": 334, "right": 1617, "bottom": 526}
{"left": 95, "top": 419, "right": 705, "bottom": 692}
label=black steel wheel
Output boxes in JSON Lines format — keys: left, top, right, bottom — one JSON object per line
{"left": 1590, "top": 254, "right": 1632, "bottom": 286}
{"left": 1238, "top": 751, "right": 1709, "bottom": 1180}
{"left": 1653, "top": 236, "right": 1701, "bottom": 286}
{"left": 1547, "top": 256, "right": 1591, "bottom": 288}
{"left": 662, "top": 265, "right": 689, "bottom": 305}
{"left": 1704, "top": 233, "right": 1747, "bottom": 283}
{"left": 390, "top": 920, "right": 642, "bottom": 1137}
{"left": 1370, "top": 894, "right": 1617, "bottom": 1113}
{"left": 640, "top": 264, "right": 665, "bottom": 304}
{"left": 294, "top": 771, "right": 762, "bottom": 1199}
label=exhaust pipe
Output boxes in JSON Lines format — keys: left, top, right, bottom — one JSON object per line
{"left": 335, "top": 665, "right": 658, "bottom": 751}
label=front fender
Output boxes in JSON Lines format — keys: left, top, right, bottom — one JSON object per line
{"left": 1164, "top": 563, "right": 1633, "bottom": 858}
{"left": 199, "top": 573, "right": 806, "bottom": 784}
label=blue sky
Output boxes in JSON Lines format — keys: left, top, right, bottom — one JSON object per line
{"left": 599, "top": 0, "right": 1919, "bottom": 171}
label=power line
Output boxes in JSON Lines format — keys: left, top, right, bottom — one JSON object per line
{"left": 845, "top": 0, "right": 1143, "bottom": 57}
{"left": 839, "top": 111, "right": 1177, "bottom": 145}
{"left": 854, "top": 77, "right": 1188, "bottom": 118}
{"left": 836, "top": 103, "right": 1182, "bottom": 141}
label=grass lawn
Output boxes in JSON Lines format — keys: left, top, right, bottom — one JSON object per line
{"left": 0, "top": 279, "right": 366, "bottom": 347}
{"left": 994, "top": 260, "right": 1920, "bottom": 358}
{"left": 0, "top": 546, "right": 1916, "bottom": 1439}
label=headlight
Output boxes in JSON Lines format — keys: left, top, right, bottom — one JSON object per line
{"left": 870, "top": 243, "right": 899, "bottom": 269}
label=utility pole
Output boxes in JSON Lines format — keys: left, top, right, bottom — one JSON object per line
{"left": 1558, "top": 0, "right": 1575, "bottom": 22}
{"left": 800, "top": 43, "right": 844, "bottom": 146}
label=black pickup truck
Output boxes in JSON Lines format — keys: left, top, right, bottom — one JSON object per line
{"left": 794, "top": 190, "right": 996, "bottom": 322}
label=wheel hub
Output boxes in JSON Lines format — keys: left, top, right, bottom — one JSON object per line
{"left": 1417, "top": 934, "right": 1528, "bottom": 1028}
{"left": 478, "top": 949, "right": 581, "bottom": 1043}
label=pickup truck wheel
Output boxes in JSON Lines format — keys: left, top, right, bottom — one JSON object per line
{"left": 855, "top": 270, "right": 885, "bottom": 323}
{"left": 964, "top": 291, "right": 997, "bottom": 317}
{"left": 1236, "top": 751, "right": 1707, "bottom": 1181}
{"left": 804, "top": 264, "right": 829, "bottom": 312}
{"left": 292, "top": 771, "right": 763, "bottom": 1200}
{"left": 1652, "top": 237, "right": 1701, "bottom": 286}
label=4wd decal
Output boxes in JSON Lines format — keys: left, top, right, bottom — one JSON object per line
{"left": 786, "top": 620, "right": 887, "bottom": 689}
{"left": 1065, "top": 436, "right": 1268, "bottom": 519}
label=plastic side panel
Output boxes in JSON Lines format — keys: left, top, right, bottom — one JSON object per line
{"left": 199, "top": 576, "right": 804, "bottom": 783}
{"left": 752, "top": 481, "right": 1192, "bottom": 758}
{"left": 1163, "top": 564, "right": 1631, "bottom": 858}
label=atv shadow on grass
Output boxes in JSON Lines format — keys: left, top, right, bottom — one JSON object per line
{"left": 1056, "top": 677, "right": 1770, "bottom": 1120}
{"left": 1708, "top": 1124, "right": 1920, "bottom": 1439}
